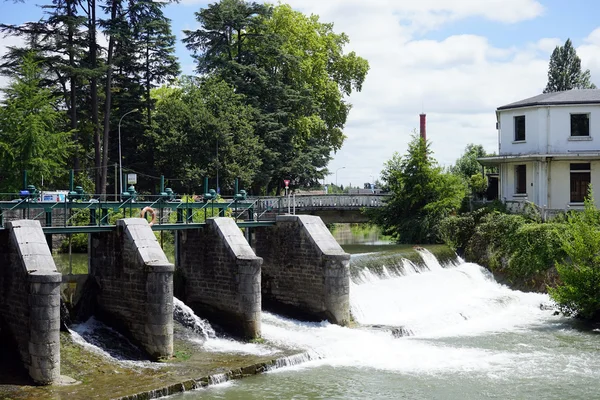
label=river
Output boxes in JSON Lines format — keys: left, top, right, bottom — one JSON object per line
{"left": 165, "top": 249, "right": 600, "bottom": 400}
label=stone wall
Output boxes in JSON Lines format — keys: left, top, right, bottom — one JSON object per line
{"left": 253, "top": 215, "right": 350, "bottom": 325}
{"left": 177, "top": 218, "right": 261, "bottom": 339}
{"left": 89, "top": 218, "right": 173, "bottom": 359}
{"left": 0, "top": 220, "right": 62, "bottom": 384}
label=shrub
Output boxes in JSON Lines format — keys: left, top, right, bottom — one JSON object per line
{"left": 507, "top": 223, "right": 565, "bottom": 280}
{"left": 549, "top": 188, "right": 600, "bottom": 320}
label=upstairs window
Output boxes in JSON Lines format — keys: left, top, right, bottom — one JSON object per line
{"left": 514, "top": 116, "right": 526, "bottom": 141}
{"left": 515, "top": 165, "right": 526, "bottom": 194}
{"left": 570, "top": 163, "right": 591, "bottom": 203}
{"left": 571, "top": 114, "right": 590, "bottom": 137}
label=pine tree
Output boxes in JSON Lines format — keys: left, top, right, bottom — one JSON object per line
{"left": 0, "top": 53, "right": 73, "bottom": 192}
{"left": 544, "top": 39, "right": 596, "bottom": 93}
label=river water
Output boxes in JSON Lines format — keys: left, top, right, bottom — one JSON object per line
{"left": 167, "top": 249, "right": 600, "bottom": 400}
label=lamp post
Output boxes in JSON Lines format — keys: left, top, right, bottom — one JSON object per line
{"left": 335, "top": 166, "right": 346, "bottom": 188}
{"left": 118, "top": 108, "right": 138, "bottom": 198}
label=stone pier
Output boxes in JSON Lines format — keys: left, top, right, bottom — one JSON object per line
{"left": 89, "top": 218, "right": 174, "bottom": 359}
{"left": 177, "top": 218, "right": 262, "bottom": 339}
{"left": 0, "top": 220, "right": 62, "bottom": 384}
{"left": 254, "top": 215, "right": 350, "bottom": 325}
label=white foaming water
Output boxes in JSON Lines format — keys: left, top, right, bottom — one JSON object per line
{"left": 69, "top": 317, "right": 160, "bottom": 369}
{"left": 258, "top": 251, "right": 570, "bottom": 378}
{"left": 174, "top": 297, "right": 277, "bottom": 356}
{"left": 173, "top": 297, "right": 216, "bottom": 339}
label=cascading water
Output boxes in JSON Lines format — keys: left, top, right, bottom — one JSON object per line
{"left": 173, "top": 297, "right": 216, "bottom": 339}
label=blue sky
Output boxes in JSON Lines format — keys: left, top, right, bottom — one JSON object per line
{"left": 2, "top": 0, "right": 600, "bottom": 187}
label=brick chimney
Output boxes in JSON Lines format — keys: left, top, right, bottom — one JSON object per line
{"left": 419, "top": 113, "right": 426, "bottom": 141}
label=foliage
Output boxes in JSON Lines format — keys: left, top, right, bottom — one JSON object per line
{"left": 0, "top": 52, "right": 73, "bottom": 192}
{"left": 549, "top": 188, "right": 600, "bottom": 319}
{"left": 544, "top": 38, "right": 596, "bottom": 93}
{"left": 508, "top": 223, "right": 565, "bottom": 281}
{"left": 370, "top": 134, "right": 467, "bottom": 244}
{"left": 183, "top": 0, "right": 369, "bottom": 193}
{"left": 150, "top": 77, "right": 262, "bottom": 193}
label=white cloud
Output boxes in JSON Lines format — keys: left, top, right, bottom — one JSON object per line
{"left": 577, "top": 27, "right": 600, "bottom": 86}
{"left": 261, "top": 0, "right": 556, "bottom": 186}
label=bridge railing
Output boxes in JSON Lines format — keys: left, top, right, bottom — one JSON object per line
{"left": 251, "top": 194, "right": 387, "bottom": 213}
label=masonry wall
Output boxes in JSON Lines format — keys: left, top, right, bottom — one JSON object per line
{"left": 89, "top": 218, "right": 173, "bottom": 359}
{"left": 253, "top": 215, "right": 350, "bottom": 325}
{"left": 0, "top": 220, "right": 62, "bottom": 384}
{"left": 177, "top": 218, "right": 261, "bottom": 339}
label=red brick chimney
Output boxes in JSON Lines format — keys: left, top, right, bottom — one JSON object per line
{"left": 419, "top": 113, "right": 426, "bottom": 141}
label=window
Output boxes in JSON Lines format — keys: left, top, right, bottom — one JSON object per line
{"left": 515, "top": 165, "right": 526, "bottom": 194}
{"left": 570, "top": 163, "right": 591, "bottom": 203}
{"left": 514, "top": 116, "right": 526, "bottom": 141}
{"left": 571, "top": 114, "right": 590, "bottom": 137}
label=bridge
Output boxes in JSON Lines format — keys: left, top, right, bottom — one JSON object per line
{"left": 0, "top": 193, "right": 387, "bottom": 234}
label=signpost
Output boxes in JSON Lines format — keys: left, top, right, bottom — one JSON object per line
{"left": 284, "top": 179, "right": 290, "bottom": 214}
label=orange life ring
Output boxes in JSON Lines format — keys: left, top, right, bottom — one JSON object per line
{"left": 140, "top": 206, "right": 157, "bottom": 226}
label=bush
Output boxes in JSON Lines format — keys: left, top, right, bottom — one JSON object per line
{"left": 549, "top": 189, "right": 600, "bottom": 320}
{"left": 507, "top": 223, "right": 565, "bottom": 280}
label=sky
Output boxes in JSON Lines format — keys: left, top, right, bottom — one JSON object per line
{"left": 3, "top": 0, "right": 600, "bottom": 188}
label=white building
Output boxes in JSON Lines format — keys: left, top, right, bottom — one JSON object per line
{"left": 479, "top": 90, "right": 600, "bottom": 210}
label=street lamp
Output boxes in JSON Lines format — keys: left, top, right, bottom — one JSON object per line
{"left": 118, "top": 108, "right": 138, "bottom": 198}
{"left": 336, "top": 166, "right": 346, "bottom": 188}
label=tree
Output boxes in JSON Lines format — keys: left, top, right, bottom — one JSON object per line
{"left": 369, "top": 134, "right": 467, "bottom": 244}
{"left": 184, "top": 0, "right": 369, "bottom": 193}
{"left": 544, "top": 39, "right": 596, "bottom": 93}
{"left": 549, "top": 187, "right": 600, "bottom": 320}
{"left": 450, "top": 143, "right": 495, "bottom": 197}
{"left": 0, "top": 53, "right": 72, "bottom": 192}
{"left": 150, "top": 77, "right": 263, "bottom": 193}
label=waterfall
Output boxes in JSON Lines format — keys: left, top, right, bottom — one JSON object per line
{"left": 258, "top": 249, "right": 561, "bottom": 375}
{"left": 173, "top": 297, "right": 216, "bottom": 339}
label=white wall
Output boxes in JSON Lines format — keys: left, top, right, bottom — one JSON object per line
{"left": 499, "top": 104, "right": 600, "bottom": 156}
{"left": 500, "top": 161, "right": 534, "bottom": 201}
{"left": 499, "top": 108, "right": 541, "bottom": 155}
{"left": 548, "top": 160, "right": 600, "bottom": 209}
{"left": 547, "top": 105, "right": 600, "bottom": 153}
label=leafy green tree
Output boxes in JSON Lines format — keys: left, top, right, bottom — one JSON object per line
{"left": 184, "top": 0, "right": 369, "bottom": 193}
{"left": 150, "top": 77, "right": 262, "bottom": 193}
{"left": 544, "top": 38, "right": 596, "bottom": 93}
{"left": 370, "top": 134, "right": 467, "bottom": 244}
{"left": 0, "top": 53, "right": 73, "bottom": 192}
{"left": 549, "top": 187, "right": 600, "bottom": 320}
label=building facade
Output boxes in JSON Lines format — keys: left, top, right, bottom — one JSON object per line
{"left": 479, "top": 90, "right": 600, "bottom": 210}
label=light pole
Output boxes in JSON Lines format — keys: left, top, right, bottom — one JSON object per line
{"left": 118, "top": 108, "right": 138, "bottom": 198}
{"left": 335, "top": 166, "right": 346, "bottom": 188}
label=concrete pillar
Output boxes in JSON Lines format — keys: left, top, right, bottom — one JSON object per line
{"left": 89, "top": 218, "right": 173, "bottom": 359}
{"left": 177, "top": 218, "right": 262, "bottom": 339}
{"left": 254, "top": 215, "right": 350, "bottom": 325}
{"left": 0, "top": 220, "right": 61, "bottom": 385}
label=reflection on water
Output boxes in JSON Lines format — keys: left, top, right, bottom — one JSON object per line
{"left": 330, "top": 223, "right": 391, "bottom": 246}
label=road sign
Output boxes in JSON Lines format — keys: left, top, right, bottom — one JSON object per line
{"left": 284, "top": 179, "right": 290, "bottom": 188}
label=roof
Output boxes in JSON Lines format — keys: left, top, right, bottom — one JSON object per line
{"left": 498, "top": 89, "right": 600, "bottom": 111}
{"left": 478, "top": 152, "right": 600, "bottom": 166}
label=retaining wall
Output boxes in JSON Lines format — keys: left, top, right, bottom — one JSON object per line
{"left": 177, "top": 218, "right": 262, "bottom": 339}
{"left": 0, "top": 220, "right": 62, "bottom": 384}
{"left": 89, "top": 218, "right": 173, "bottom": 359}
{"left": 253, "top": 215, "right": 350, "bottom": 325}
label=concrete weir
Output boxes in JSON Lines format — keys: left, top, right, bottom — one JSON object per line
{"left": 254, "top": 215, "right": 351, "bottom": 325}
{"left": 177, "top": 218, "right": 262, "bottom": 339}
{"left": 89, "top": 218, "right": 174, "bottom": 359}
{"left": 0, "top": 220, "right": 62, "bottom": 385}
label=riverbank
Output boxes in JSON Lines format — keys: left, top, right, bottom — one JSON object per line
{"left": 0, "top": 323, "right": 302, "bottom": 400}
